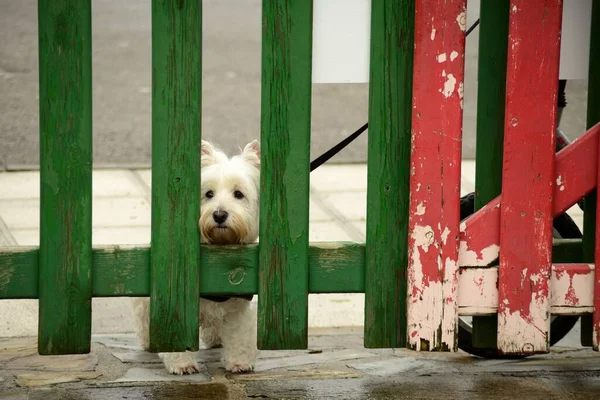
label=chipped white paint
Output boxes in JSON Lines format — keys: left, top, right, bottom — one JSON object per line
{"left": 441, "top": 73, "right": 457, "bottom": 98}
{"left": 440, "top": 226, "right": 450, "bottom": 245}
{"left": 430, "top": 27, "right": 436, "bottom": 41}
{"left": 458, "top": 241, "right": 499, "bottom": 267}
{"left": 450, "top": 50, "right": 458, "bottom": 62}
{"left": 437, "top": 53, "right": 447, "bottom": 63}
{"left": 550, "top": 264, "right": 594, "bottom": 307}
{"left": 456, "top": 265, "right": 595, "bottom": 316}
{"left": 498, "top": 303, "right": 549, "bottom": 354}
{"left": 458, "top": 82, "right": 464, "bottom": 99}
{"left": 456, "top": 11, "right": 466, "bottom": 31}
{"left": 556, "top": 175, "right": 565, "bottom": 191}
{"left": 408, "top": 224, "right": 458, "bottom": 351}
{"left": 416, "top": 183, "right": 422, "bottom": 192}
{"left": 457, "top": 267, "right": 498, "bottom": 315}
{"left": 415, "top": 202, "right": 426, "bottom": 216}
{"left": 512, "top": 5, "right": 518, "bottom": 13}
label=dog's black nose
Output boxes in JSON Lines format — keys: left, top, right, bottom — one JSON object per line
{"left": 212, "top": 210, "right": 228, "bottom": 224}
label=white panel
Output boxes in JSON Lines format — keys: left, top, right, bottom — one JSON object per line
{"left": 312, "top": 0, "right": 371, "bottom": 83}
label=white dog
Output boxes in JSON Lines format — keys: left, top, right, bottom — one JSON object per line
{"left": 131, "top": 139, "right": 260, "bottom": 374}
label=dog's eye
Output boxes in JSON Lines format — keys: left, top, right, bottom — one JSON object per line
{"left": 206, "top": 190, "right": 214, "bottom": 199}
{"left": 234, "top": 190, "right": 244, "bottom": 200}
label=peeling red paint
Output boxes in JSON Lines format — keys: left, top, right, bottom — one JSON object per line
{"left": 406, "top": 0, "right": 465, "bottom": 352}
{"left": 496, "top": 0, "right": 562, "bottom": 355}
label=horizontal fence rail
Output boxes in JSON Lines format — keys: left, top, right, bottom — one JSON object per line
{"left": 0, "top": 244, "right": 595, "bottom": 314}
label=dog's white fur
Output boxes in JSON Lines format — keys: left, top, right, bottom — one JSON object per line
{"left": 130, "top": 139, "right": 260, "bottom": 374}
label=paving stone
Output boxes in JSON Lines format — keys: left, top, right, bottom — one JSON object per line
{"left": 14, "top": 371, "right": 101, "bottom": 387}
{"left": 348, "top": 356, "right": 459, "bottom": 377}
{"left": 111, "top": 348, "right": 222, "bottom": 364}
{"left": 92, "top": 334, "right": 142, "bottom": 351}
{"left": 230, "top": 368, "right": 361, "bottom": 381}
{"left": 320, "top": 191, "right": 366, "bottom": 221}
{"left": 310, "top": 164, "right": 367, "bottom": 192}
{"left": 254, "top": 349, "right": 377, "bottom": 372}
{"left": 113, "top": 366, "right": 210, "bottom": 383}
{"left": 7, "top": 353, "right": 98, "bottom": 372}
{"left": 0, "top": 337, "right": 37, "bottom": 362}
{"left": 309, "top": 221, "right": 353, "bottom": 242}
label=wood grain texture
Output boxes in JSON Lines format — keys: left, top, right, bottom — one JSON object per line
{"left": 458, "top": 264, "right": 595, "bottom": 316}
{"left": 1, "top": 246, "right": 593, "bottom": 318}
{"left": 37, "top": 0, "right": 93, "bottom": 355}
{"left": 150, "top": 0, "right": 202, "bottom": 353}
{"left": 407, "top": 0, "right": 465, "bottom": 352}
{"left": 471, "top": 0, "right": 510, "bottom": 349}
{"left": 587, "top": 0, "right": 600, "bottom": 352}
{"left": 497, "top": 0, "right": 562, "bottom": 355}
{"left": 458, "top": 122, "right": 600, "bottom": 268}
{"left": 364, "top": 0, "right": 415, "bottom": 349}
{"left": 258, "top": 0, "right": 313, "bottom": 350}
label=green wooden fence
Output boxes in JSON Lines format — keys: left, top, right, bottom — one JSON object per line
{"left": 1, "top": 0, "right": 598, "bottom": 356}
{"left": 0, "top": 0, "right": 417, "bottom": 354}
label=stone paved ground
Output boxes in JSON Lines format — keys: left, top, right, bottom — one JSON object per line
{"left": 0, "top": 328, "right": 599, "bottom": 399}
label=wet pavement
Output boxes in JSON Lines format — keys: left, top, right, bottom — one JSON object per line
{"left": 1, "top": 328, "right": 599, "bottom": 399}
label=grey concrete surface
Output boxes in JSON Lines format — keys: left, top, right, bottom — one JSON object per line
{"left": 1, "top": 329, "right": 600, "bottom": 400}
{"left": 0, "top": 0, "right": 589, "bottom": 169}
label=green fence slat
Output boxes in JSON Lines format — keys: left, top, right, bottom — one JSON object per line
{"left": 149, "top": 0, "right": 202, "bottom": 353}
{"left": 581, "top": 0, "right": 600, "bottom": 347}
{"left": 258, "top": 0, "right": 313, "bottom": 350}
{"left": 37, "top": 0, "right": 93, "bottom": 355}
{"left": 471, "top": 0, "right": 510, "bottom": 350}
{"left": 364, "top": 0, "right": 415, "bottom": 348}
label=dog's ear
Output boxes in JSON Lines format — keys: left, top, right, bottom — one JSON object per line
{"left": 241, "top": 140, "right": 260, "bottom": 169}
{"left": 201, "top": 140, "right": 216, "bottom": 168}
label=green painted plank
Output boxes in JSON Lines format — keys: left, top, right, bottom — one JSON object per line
{"left": 364, "top": 0, "right": 414, "bottom": 348}
{"left": 150, "top": 0, "right": 202, "bottom": 353}
{"left": 581, "top": 0, "right": 600, "bottom": 348}
{"left": 37, "top": 0, "right": 93, "bottom": 355}
{"left": 471, "top": 0, "right": 510, "bottom": 349}
{"left": 258, "top": 0, "right": 313, "bottom": 350}
{"left": 0, "top": 240, "right": 582, "bottom": 299}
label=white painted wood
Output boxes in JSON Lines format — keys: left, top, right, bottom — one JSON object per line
{"left": 456, "top": 265, "right": 595, "bottom": 316}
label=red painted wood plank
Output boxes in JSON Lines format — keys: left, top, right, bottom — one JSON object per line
{"left": 458, "top": 122, "right": 600, "bottom": 268}
{"left": 595, "top": 129, "right": 600, "bottom": 351}
{"left": 407, "top": 0, "right": 466, "bottom": 352}
{"left": 496, "top": 0, "right": 563, "bottom": 355}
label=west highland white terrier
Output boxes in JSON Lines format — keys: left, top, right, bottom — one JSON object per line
{"left": 130, "top": 139, "right": 260, "bottom": 374}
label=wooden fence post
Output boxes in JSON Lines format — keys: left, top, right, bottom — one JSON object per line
{"left": 364, "top": 0, "right": 415, "bottom": 348}
{"left": 407, "top": 0, "right": 466, "bottom": 351}
{"left": 258, "top": 0, "right": 313, "bottom": 350}
{"left": 497, "top": 0, "right": 562, "bottom": 355}
{"left": 38, "top": 0, "right": 93, "bottom": 355}
{"left": 149, "top": 0, "right": 202, "bottom": 352}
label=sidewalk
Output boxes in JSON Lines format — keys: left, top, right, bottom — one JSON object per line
{"left": 0, "top": 161, "right": 585, "bottom": 337}
{"left": 0, "top": 328, "right": 599, "bottom": 399}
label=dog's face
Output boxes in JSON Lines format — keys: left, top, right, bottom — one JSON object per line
{"left": 199, "top": 140, "right": 260, "bottom": 245}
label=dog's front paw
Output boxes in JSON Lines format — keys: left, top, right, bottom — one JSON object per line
{"left": 160, "top": 353, "right": 201, "bottom": 375}
{"left": 166, "top": 360, "right": 201, "bottom": 375}
{"left": 226, "top": 362, "right": 254, "bottom": 373}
